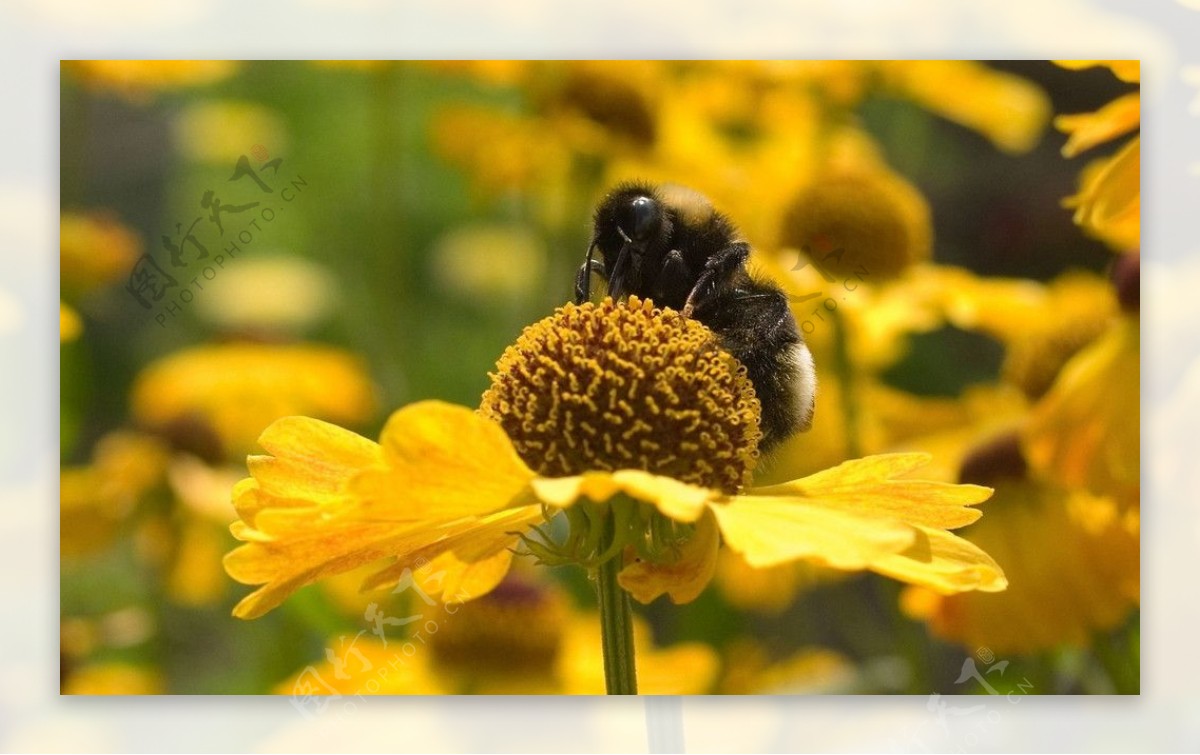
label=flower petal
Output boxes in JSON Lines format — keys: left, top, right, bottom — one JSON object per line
{"left": 1065, "top": 137, "right": 1140, "bottom": 251}
{"left": 710, "top": 496, "right": 915, "bottom": 569}
{"left": 750, "top": 453, "right": 991, "bottom": 529}
{"left": 237, "top": 416, "right": 383, "bottom": 525}
{"left": 1055, "top": 93, "right": 1140, "bottom": 157}
{"left": 1024, "top": 317, "right": 1139, "bottom": 500}
{"left": 618, "top": 511, "right": 719, "bottom": 604}
{"left": 1054, "top": 60, "right": 1139, "bottom": 83}
{"left": 351, "top": 401, "right": 535, "bottom": 520}
{"left": 530, "top": 469, "right": 716, "bottom": 523}
{"left": 225, "top": 519, "right": 438, "bottom": 619}
{"left": 357, "top": 505, "right": 545, "bottom": 599}
{"left": 225, "top": 402, "right": 544, "bottom": 619}
{"left": 869, "top": 524, "right": 1007, "bottom": 594}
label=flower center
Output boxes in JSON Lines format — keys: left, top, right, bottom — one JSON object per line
{"left": 480, "top": 296, "right": 762, "bottom": 492}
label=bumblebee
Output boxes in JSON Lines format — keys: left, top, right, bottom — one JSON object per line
{"left": 575, "top": 182, "right": 815, "bottom": 451}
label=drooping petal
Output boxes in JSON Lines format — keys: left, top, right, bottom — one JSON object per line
{"left": 226, "top": 519, "right": 445, "bottom": 619}
{"left": 750, "top": 453, "right": 992, "bottom": 529}
{"left": 618, "top": 510, "right": 720, "bottom": 604}
{"left": 868, "top": 524, "right": 1007, "bottom": 594}
{"left": 530, "top": 469, "right": 716, "bottom": 523}
{"left": 351, "top": 401, "right": 536, "bottom": 520}
{"left": 710, "top": 496, "right": 915, "bottom": 570}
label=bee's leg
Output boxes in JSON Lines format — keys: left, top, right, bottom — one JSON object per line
{"left": 574, "top": 258, "right": 607, "bottom": 304}
{"left": 682, "top": 242, "right": 750, "bottom": 317}
{"left": 651, "top": 250, "right": 692, "bottom": 310}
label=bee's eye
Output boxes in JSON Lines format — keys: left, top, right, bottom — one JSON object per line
{"left": 623, "top": 196, "right": 659, "bottom": 241}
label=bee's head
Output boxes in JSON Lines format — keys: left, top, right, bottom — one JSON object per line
{"left": 591, "top": 184, "right": 671, "bottom": 299}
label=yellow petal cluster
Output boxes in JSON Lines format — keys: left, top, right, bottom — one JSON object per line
{"left": 226, "top": 400, "right": 1005, "bottom": 618}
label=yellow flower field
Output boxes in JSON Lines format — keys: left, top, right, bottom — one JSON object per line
{"left": 60, "top": 59, "right": 1139, "bottom": 696}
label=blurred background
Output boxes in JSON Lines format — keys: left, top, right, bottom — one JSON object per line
{"left": 59, "top": 60, "right": 1139, "bottom": 696}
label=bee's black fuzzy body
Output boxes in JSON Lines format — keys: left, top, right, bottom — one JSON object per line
{"left": 576, "top": 182, "right": 815, "bottom": 451}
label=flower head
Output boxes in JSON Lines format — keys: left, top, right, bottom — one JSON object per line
{"left": 903, "top": 431, "right": 1139, "bottom": 654}
{"left": 480, "top": 296, "right": 761, "bottom": 492}
{"left": 131, "top": 342, "right": 377, "bottom": 459}
{"left": 226, "top": 297, "right": 1005, "bottom": 620}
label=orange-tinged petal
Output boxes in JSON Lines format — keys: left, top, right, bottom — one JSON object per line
{"left": 869, "top": 524, "right": 1007, "bottom": 594}
{"left": 530, "top": 470, "right": 716, "bottom": 523}
{"left": 618, "top": 511, "right": 719, "bottom": 604}
{"left": 750, "top": 453, "right": 992, "bottom": 529}
{"left": 1055, "top": 93, "right": 1140, "bottom": 157}
{"left": 351, "top": 401, "right": 535, "bottom": 520}
{"left": 710, "top": 496, "right": 915, "bottom": 570}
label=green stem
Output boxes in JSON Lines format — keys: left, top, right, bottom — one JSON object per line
{"left": 595, "top": 500, "right": 637, "bottom": 695}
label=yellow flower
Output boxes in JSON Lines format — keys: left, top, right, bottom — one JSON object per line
{"left": 997, "top": 271, "right": 1119, "bottom": 400}
{"left": 779, "top": 161, "right": 932, "bottom": 282}
{"left": 541, "top": 61, "right": 664, "bottom": 154}
{"left": 903, "top": 458, "right": 1138, "bottom": 654}
{"left": 1054, "top": 61, "right": 1140, "bottom": 252}
{"left": 226, "top": 298, "right": 1005, "bottom": 620}
{"left": 1024, "top": 314, "right": 1140, "bottom": 504}
{"left": 61, "top": 431, "right": 170, "bottom": 557}
{"left": 65, "top": 60, "right": 239, "bottom": 102}
{"left": 60, "top": 211, "right": 141, "bottom": 295}
{"left": 62, "top": 662, "right": 164, "bottom": 695}
{"left": 131, "top": 342, "right": 377, "bottom": 459}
